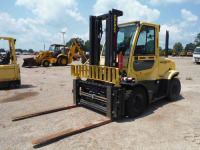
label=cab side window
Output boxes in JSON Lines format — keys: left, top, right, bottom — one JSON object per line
{"left": 134, "top": 26, "right": 155, "bottom": 56}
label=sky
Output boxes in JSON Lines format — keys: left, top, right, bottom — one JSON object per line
{"left": 0, "top": 0, "right": 199, "bottom": 51}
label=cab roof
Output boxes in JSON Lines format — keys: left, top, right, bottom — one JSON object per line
{"left": 50, "top": 44, "right": 65, "bottom": 47}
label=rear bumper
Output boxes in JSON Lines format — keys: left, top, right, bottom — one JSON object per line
{"left": 73, "top": 79, "right": 125, "bottom": 119}
{"left": 193, "top": 57, "right": 200, "bottom": 62}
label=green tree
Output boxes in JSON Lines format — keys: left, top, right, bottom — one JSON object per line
{"left": 66, "top": 39, "right": 74, "bottom": 47}
{"left": 185, "top": 43, "right": 196, "bottom": 51}
{"left": 28, "top": 49, "right": 34, "bottom": 53}
{"left": 66, "top": 37, "right": 85, "bottom": 52}
{"left": 15, "top": 49, "right": 23, "bottom": 53}
{"left": 22, "top": 49, "right": 28, "bottom": 53}
{"left": 173, "top": 42, "right": 183, "bottom": 53}
{"left": 84, "top": 40, "right": 90, "bottom": 52}
{"left": 168, "top": 48, "right": 173, "bottom": 55}
{"left": 0, "top": 48, "right": 5, "bottom": 52}
{"left": 194, "top": 33, "right": 200, "bottom": 47}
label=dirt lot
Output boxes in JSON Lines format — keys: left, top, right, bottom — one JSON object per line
{"left": 0, "top": 55, "right": 200, "bottom": 150}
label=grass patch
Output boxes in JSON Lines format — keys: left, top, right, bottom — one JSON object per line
{"left": 186, "top": 77, "right": 192, "bottom": 80}
{"left": 40, "top": 88, "right": 43, "bottom": 91}
{"left": 60, "top": 84, "right": 65, "bottom": 86}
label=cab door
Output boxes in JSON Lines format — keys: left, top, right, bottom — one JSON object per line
{"left": 129, "top": 24, "right": 158, "bottom": 81}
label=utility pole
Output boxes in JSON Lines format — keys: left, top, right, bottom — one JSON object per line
{"left": 60, "top": 31, "right": 66, "bottom": 45}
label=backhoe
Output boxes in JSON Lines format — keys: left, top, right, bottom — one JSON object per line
{"left": 22, "top": 39, "right": 87, "bottom": 67}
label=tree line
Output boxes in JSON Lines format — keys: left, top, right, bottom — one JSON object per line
{"left": 1, "top": 33, "right": 199, "bottom": 54}
{"left": 171, "top": 33, "right": 200, "bottom": 54}
{"left": 0, "top": 48, "right": 34, "bottom": 53}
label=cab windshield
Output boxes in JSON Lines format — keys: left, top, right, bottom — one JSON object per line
{"left": 194, "top": 48, "right": 200, "bottom": 54}
{"left": 49, "top": 45, "right": 65, "bottom": 52}
{"left": 102, "top": 23, "right": 137, "bottom": 56}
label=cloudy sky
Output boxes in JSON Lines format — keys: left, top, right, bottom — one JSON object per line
{"left": 0, "top": 0, "right": 199, "bottom": 51}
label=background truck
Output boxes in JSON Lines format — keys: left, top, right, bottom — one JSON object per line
{"left": 193, "top": 47, "right": 200, "bottom": 64}
{"left": 0, "top": 37, "right": 21, "bottom": 89}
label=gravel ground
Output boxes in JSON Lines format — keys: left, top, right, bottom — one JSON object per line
{"left": 0, "top": 55, "right": 200, "bottom": 150}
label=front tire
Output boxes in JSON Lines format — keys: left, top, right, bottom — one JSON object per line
{"left": 167, "top": 78, "right": 181, "bottom": 101}
{"left": 126, "top": 87, "right": 147, "bottom": 118}
{"left": 58, "top": 57, "right": 68, "bottom": 66}
{"left": 42, "top": 60, "right": 50, "bottom": 67}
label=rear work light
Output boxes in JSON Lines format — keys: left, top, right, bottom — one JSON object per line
{"left": 121, "top": 77, "right": 135, "bottom": 82}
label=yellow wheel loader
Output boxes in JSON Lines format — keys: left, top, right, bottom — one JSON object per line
{"left": 12, "top": 9, "right": 181, "bottom": 146}
{"left": 180, "top": 50, "right": 187, "bottom": 57}
{"left": 187, "top": 50, "right": 193, "bottom": 57}
{"left": 172, "top": 49, "right": 178, "bottom": 56}
{"left": 22, "top": 40, "right": 87, "bottom": 67}
{"left": 0, "top": 37, "right": 21, "bottom": 89}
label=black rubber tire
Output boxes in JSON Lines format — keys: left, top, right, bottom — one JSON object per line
{"left": 41, "top": 60, "right": 50, "bottom": 67}
{"left": 9, "top": 82, "right": 15, "bottom": 89}
{"left": 58, "top": 57, "right": 68, "bottom": 66}
{"left": 52, "top": 63, "right": 58, "bottom": 66}
{"left": 126, "top": 87, "right": 147, "bottom": 118}
{"left": 167, "top": 78, "right": 181, "bottom": 101}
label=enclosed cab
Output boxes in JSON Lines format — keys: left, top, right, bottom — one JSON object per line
{"left": 193, "top": 47, "right": 200, "bottom": 64}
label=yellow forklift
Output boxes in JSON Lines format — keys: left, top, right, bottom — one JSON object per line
{"left": 22, "top": 40, "right": 87, "bottom": 67}
{"left": 0, "top": 37, "right": 21, "bottom": 89}
{"left": 12, "top": 9, "right": 181, "bottom": 145}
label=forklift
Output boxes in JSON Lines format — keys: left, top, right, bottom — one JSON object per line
{"left": 12, "top": 9, "right": 181, "bottom": 145}
{"left": 72, "top": 9, "right": 181, "bottom": 119}
{"left": 0, "top": 37, "right": 21, "bottom": 89}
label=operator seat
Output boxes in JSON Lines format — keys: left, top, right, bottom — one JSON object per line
{"left": 53, "top": 50, "right": 61, "bottom": 58}
{"left": 0, "top": 52, "right": 10, "bottom": 65}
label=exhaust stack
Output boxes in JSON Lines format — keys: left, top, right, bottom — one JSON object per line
{"left": 165, "top": 30, "right": 169, "bottom": 58}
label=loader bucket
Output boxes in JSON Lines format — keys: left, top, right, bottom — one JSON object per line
{"left": 22, "top": 58, "right": 38, "bottom": 68}
{"left": 22, "top": 57, "right": 38, "bottom": 68}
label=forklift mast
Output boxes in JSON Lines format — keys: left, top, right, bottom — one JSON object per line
{"left": 89, "top": 9, "right": 123, "bottom": 67}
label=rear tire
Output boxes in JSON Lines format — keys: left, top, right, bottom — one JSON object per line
{"left": 167, "top": 78, "right": 181, "bottom": 101}
{"left": 58, "top": 57, "right": 68, "bottom": 66}
{"left": 42, "top": 60, "right": 50, "bottom": 67}
{"left": 126, "top": 87, "right": 147, "bottom": 118}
